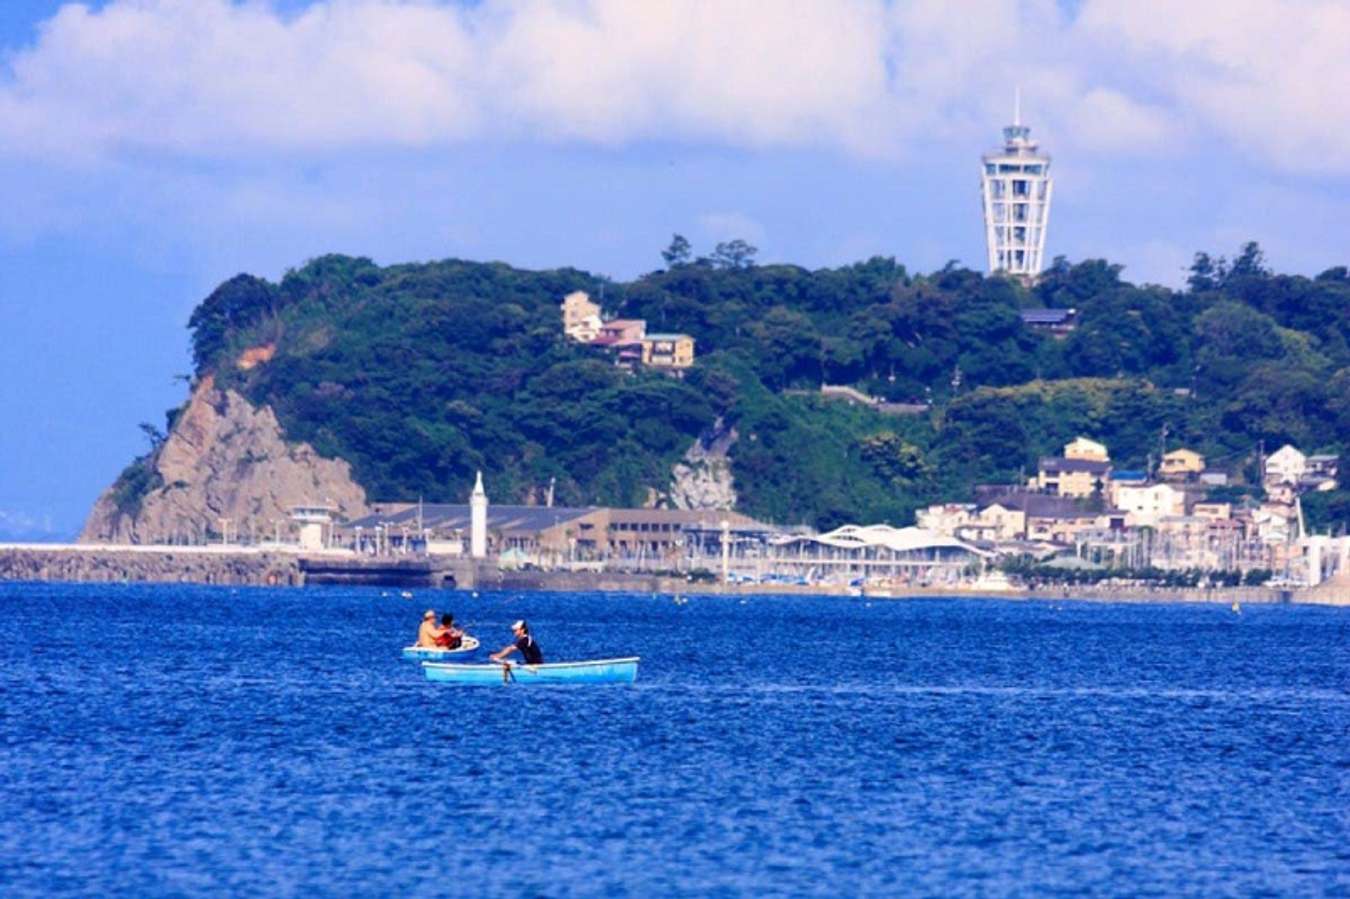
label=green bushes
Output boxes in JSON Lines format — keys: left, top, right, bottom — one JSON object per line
{"left": 172, "top": 242, "right": 1347, "bottom": 527}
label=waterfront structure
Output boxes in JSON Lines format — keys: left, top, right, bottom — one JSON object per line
{"left": 343, "top": 500, "right": 774, "bottom": 570}
{"left": 289, "top": 505, "right": 335, "bottom": 551}
{"left": 560, "top": 291, "right": 602, "bottom": 342}
{"left": 980, "top": 95, "right": 1053, "bottom": 279}
{"left": 470, "top": 471, "right": 487, "bottom": 558}
{"left": 766, "top": 525, "right": 990, "bottom": 584}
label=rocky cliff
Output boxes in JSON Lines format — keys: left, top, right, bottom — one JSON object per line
{"left": 80, "top": 376, "right": 369, "bottom": 544}
{"left": 667, "top": 418, "right": 738, "bottom": 510}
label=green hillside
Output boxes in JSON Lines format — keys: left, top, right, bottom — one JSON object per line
{"left": 157, "top": 240, "right": 1349, "bottom": 530}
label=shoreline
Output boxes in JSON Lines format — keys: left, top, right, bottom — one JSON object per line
{"left": 2, "top": 543, "right": 1346, "bottom": 606}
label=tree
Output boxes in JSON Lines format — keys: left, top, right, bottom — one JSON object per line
{"left": 1187, "top": 252, "right": 1226, "bottom": 293}
{"left": 138, "top": 422, "right": 167, "bottom": 451}
{"left": 857, "top": 432, "right": 929, "bottom": 485}
{"left": 712, "top": 239, "right": 758, "bottom": 270}
{"left": 661, "top": 234, "right": 692, "bottom": 268}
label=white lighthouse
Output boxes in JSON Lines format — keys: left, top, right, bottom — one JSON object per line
{"left": 980, "top": 92, "right": 1053, "bottom": 280}
{"left": 470, "top": 470, "right": 488, "bottom": 559}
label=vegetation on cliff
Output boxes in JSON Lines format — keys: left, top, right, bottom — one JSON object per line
{"left": 150, "top": 240, "right": 1350, "bottom": 530}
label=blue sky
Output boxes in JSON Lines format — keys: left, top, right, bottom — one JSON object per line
{"left": 1, "top": 0, "right": 1348, "bottom": 539}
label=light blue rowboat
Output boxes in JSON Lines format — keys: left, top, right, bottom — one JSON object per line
{"left": 422, "top": 656, "right": 640, "bottom": 686}
{"left": 402, "top": 636, "right": 481, "bottom": 662}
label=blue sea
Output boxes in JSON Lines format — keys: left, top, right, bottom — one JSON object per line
{"left": 1, "top": 583, "right": 1347, "bottom": 897}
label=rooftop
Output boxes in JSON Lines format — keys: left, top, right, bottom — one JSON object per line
{"left": 1039, "top": 457, "right": 1111, "bottom": 474}
{"left": 347, "top": 504, "right": 596, "bottom": 534}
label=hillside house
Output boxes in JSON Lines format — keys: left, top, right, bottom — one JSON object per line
{"left": 1112, "top": 482, "right": 1188, "bottom": 528}
{"left": 1019, "top": 308, "right": 1078, "bottom": 337}
{"left": 1063, "top": 436, "right": 1110, "bottom": 462}
{"left": 1264, "top": 444, "right": 1306, "bottom": 485}
{"left": 560, "top": 291, "right": 603, "bottom": 343}
{"left": 592, "top": 319, "right": 647, "bottom": 346}
{"left": 1160, "top": 448, "right": 1205, "bottom": 480}
{"left": 1035, "top": 456, "right": 1111, "bottom": 498}
{"left": 641, "top": 333, "right": 696, "bottom": 369}
{"left": 1305, "top": 454, "right": 1340, "bottom": 491}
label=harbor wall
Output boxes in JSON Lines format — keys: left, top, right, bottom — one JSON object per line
{"left": 0, "top": 544, "right": 302, "bottom": 587}
{"left": 0, "top": 544, "right": 1342, "bottom": 605}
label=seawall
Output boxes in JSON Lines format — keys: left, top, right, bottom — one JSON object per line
{"left": 2, "top": 545, "right": 1346, "bottom": 606}
{"left": 0, "top": 544, "right": 302, "bottom": 587}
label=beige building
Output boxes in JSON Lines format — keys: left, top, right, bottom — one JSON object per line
{"left": 1160, "top": 448, "right": 1205, "bottom": 479}
{"left": 641, "top": 333, "right": 696, "bottom": 369}
{"left": 1192, "top": 502, "right": 1231, "bottom": 520}
{"left": 594, "top": 319, "right": 647, "bottom": 344}
{"left": 1035, "top": 456, "right": 1111, "bottom": 498}
{"left": 1064, "top": 437, "right": 1109, "bottom": 462}
{"left": 561, "top": 291, "right": 603, "bottom": 342}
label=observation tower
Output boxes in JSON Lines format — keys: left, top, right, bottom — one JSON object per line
{"left": 980, "top": 93, "right": 1052, "bottom": 280}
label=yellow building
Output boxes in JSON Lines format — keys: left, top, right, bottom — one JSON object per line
{"left": 641, "top": 333, "right": 695, "bottom": 369}
{"left": 1063, "top": 436, "right": 1109, "bottom": 462}
{"left": 1035, "top": 456, "right": 1111, "bottom": 498}
{"left": 1160, "top": 448, "right": 1205, "bottom": 479}
{"left": 560, "top": 290, "right": 603, "bottom": 342}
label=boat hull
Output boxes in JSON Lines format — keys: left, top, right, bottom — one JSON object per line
{"left": 422, "top": 656, "right": 640, "bottom": 686}
{"left": 402, "top": 636, "right": 480, "bottom": 662}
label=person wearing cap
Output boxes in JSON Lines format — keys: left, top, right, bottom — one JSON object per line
{"left": 415, "top": 610, "right": 441, "bottom": 647}
{"left": 490, "top": 619, "right": 543, "bottom": 665}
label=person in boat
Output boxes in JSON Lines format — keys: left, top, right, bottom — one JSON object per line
{"left": 490, "top": 619, "right": 543, "bottom": 665}
{"left": 433, "top": 612, "right": 464, "bottom": 649}
{"left": 415, "top": 610, "right": 441, "bottom": 647}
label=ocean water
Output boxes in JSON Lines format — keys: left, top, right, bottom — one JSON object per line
{"left": 1, "top": 583, "right": 1347, "bottom": 897}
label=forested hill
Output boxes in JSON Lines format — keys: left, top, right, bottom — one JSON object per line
{"left": 168, "top": 241, "right": 1350, "bottom": 530}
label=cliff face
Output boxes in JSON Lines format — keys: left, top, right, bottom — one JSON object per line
{"left": 80, "top": 376, "right": 369, "bottom": 544}
{"left": 667, "top": 418, "right": 738, "bottom": 511}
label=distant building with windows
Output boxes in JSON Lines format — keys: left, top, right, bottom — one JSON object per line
{"left": 980, "top": 96, "right": 1053, "bottom": 280}
{"left": 1019, "top": 308, "right": 1076, "bottom": 336}
{"left": 642, "top": 333, "right": 695, "bottom": 369}
{"left": 560, "top": 291, "right": 603, "bottom": 342}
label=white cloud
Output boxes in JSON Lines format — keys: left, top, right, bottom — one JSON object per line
{"left": 1075, "top": 0, "right": 1350, "bottom": 172}
{"left": 0, "top": 0, "right": 1347, "bottom": 175}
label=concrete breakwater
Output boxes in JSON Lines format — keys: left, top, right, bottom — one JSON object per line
{"left": 2, "top": 544, "right": 1346, "bottom": 605}
{"left": 0, "top": 544, "right": 302, "bottom": 587}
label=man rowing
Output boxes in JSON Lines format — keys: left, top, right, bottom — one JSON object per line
{"left": 490, "top": 619, "right": 543, "bottom": 665}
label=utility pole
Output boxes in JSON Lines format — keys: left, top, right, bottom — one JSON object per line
{"left": 721, "top": 519, "right": 731, "bottom": 586}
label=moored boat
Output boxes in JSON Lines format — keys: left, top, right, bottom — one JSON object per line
{"left": 422, "top": 656, "right": 639, "bottom": 686}
{"left": 402, "top": 636, "right": 481, "bottom": 661}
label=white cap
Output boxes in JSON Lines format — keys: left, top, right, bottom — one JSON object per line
{"left": 512, "top": 620, "right": 525, "bottom": 630}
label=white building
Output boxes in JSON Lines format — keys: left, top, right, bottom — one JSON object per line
{"left": 1113, "top": 482, "right": 1187, "bottom": 528}
{"left": 1264, "top": 444, "right": 1306, "bottom": 485}
{"left": 980, "top": 95, "right": 1053, "bottom": 279}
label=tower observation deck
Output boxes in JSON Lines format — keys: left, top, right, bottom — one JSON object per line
{"left": 980, "top": 95, "right": 1052, "bottom": 280}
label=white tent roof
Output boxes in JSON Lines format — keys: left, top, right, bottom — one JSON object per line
{"left": 771, "top": 524, "right": 992, "bottom": 557}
